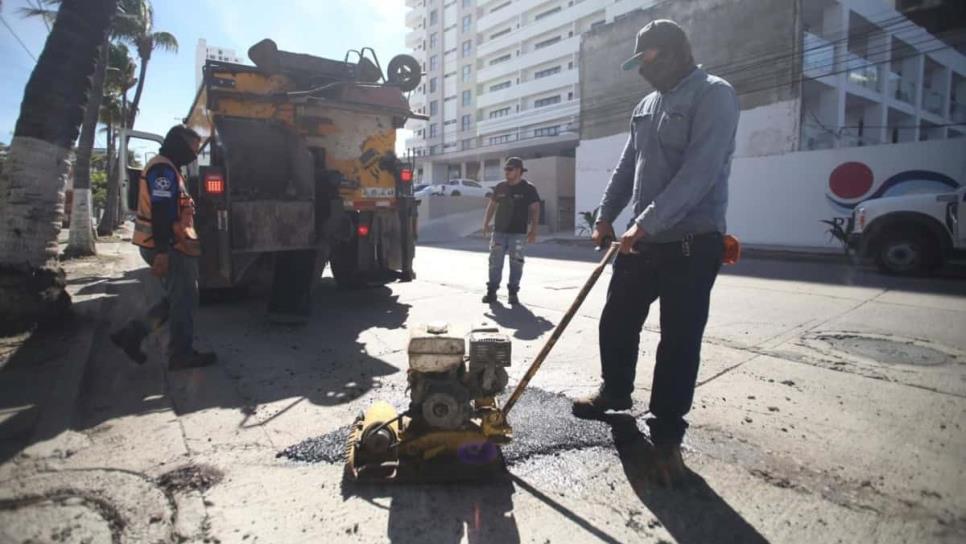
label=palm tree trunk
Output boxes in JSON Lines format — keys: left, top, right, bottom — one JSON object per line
{"left": 127, "top": 56, "right": 148, "bottom": 128}
{"left": 98, "top": 117, "right": 118, "bottom": 236}
{"left": 65, "top": 37, "right": 110, "bottom": 258}
{"left": 0, "top": 0, "right": 117, "bottom": 333}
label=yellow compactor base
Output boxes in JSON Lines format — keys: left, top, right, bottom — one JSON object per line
{"left": 345, "top": 401, "right": 512, "bottom": 484}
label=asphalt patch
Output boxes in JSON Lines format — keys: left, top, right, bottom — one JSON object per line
{"left": 157, "top": 464, "right": 224, "bottom": 494}
{"left": 277, "top": 388, "right": 621, "bottom": 465}
{"left": 812, "top": 333, "right": 955, "bottom": 366}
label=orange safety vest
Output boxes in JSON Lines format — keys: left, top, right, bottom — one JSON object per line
{"left": 131, "top": 155, "right": 201, "bottom": 256}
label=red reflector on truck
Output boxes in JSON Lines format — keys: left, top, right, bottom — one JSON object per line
{"left": 400, "top": 169, "right": 413, "bottom": 183}
{"left": 205, "top": 174, "right": 225, "bottom": 195}
{"left": 357, "top": 225, "right": 370, "bottom": 237}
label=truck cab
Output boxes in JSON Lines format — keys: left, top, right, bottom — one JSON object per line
{"left": 850, "top": 186, "right": 965, "bottom": 275}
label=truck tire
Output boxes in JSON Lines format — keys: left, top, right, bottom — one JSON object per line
{"left": 450, "top": 190, "right": 461, "bottom": 197}
{"left": 874, "top": 228, "right": 940, "bottom": 276}
{"left": 330, "top": 240, "right": 365, "bottom": 289}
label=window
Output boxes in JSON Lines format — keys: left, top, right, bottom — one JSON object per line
{"left": 444, "top": 119, "right": 457, "bottom": 126}
{"left": 591, "top": 20, "right": 606, "bottom": 30}
{"left": 462, "top": 40, "right": 472, "bottom": 57}
{"left": 462, "top": 0, "right": 472, "bottom": 7}
{"left": 430, "top": 77, "right": 438, "bottom": 93}
{"left": 489, "top": 134, "right": 512, "bottom": 145}
{"left": 535, "top": 7, "right": 561, "bottom": 21}
{"left": 489, "top": 107, "right": 511, "bottom": 119}
{"left": 534, "top": 66, "right": 561, "bottom": 79}
{"left": 534, "top": 95, "right": 561, "bottom": 108}
{"left": 490, "top": 81, "right": 511, "bottom": 91}
{"left": 491, "top": 1, "right": 510, "bottom": 12}
{"left": 430, "top": 100, "right": 439, "bottom": 115}
{"left": 490, "top": 28, "right": 511, "bottom": 40}
{"left": 462, "top": 90, "right": 472, "bottom": 106}
{"left": 489, "top": 54, "right": 511, "bottom": 65}
{"left": 461, "top": 138, "right": 473, "bottom": 151}
{"left": 534, "top": 125, "right": 560, "bottom": 137}
{"left": 461, "top": 114, "right": 471, "bottom": 130}
{"left": 465, "top": 181, "right": 482, "bottom": 188}
{"left": 462, "top": 65, "right": 471, "bottom": 82}
{"left": 534, "top": 36, "right": 562, "bottom": 50}
{"left": 430, "top": 144, "right": 440, "bottom": 154}
{"left": 430, "top": 33, "right": 438, "bottom": 49}
{"left": 430, "top": 124, "right": 438, "bottom": 138}
{"left": 462, "top": 15, "right": 472, "bottom": 32}
{"left": 430, "top": 55, "right": 438, "bottom": 70}
{"left": 430, "top": 9, "right": 438, "bottom": 24}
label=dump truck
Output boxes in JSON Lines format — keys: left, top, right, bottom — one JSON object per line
{"left": 121, "top": 40, "right": 425, "bottom": 319}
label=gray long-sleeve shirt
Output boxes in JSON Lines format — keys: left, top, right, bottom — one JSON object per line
{"left": 597, "top": 67, "right": 740, "bottom": 243}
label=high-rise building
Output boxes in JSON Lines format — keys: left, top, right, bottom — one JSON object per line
{"left": 404, "top": 0, "right": 643, "bottom": 186}
{"left": 195, "top": 39, "right": 243, "bottom": 90}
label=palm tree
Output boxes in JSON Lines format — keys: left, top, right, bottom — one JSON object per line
{"left": 97, "top": 43, "right": 136, "bottom": 236}
{"left": 116, "top": 0, "right": 177, "bottom": 128}
{"left": 0, "top": 0, "right": 118, "bottom": 332}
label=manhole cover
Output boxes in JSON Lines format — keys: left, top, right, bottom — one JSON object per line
{"left": 808, "top": 333, "right": 956, "bottom": 367}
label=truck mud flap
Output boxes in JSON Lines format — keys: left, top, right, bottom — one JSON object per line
{"left": 267, "top": 249, "right": 318, "bottom": 323}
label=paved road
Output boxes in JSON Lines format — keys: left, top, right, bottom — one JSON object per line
{"left": 1, "top": 238, "right": 965, "bottom": 543}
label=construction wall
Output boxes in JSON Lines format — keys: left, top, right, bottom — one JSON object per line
{"left": 576, "top": 138, "right": 965, "bottom": 249}
{"left": 525, "top": 156, "right": 576, "bottom": 233}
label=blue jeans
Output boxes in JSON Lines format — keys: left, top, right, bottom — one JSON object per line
{"left": 139, "top": 247, "right": 198, "bottom": 358}
{"left": 487, "top": 232, "right": 526, "bottom": 292}
{"left": 598, "top": 233, "right": 723, "bottom": 445}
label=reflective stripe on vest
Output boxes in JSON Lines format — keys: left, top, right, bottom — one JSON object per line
{"left": 131, "top": 156, "right": 201, "bottom": 256}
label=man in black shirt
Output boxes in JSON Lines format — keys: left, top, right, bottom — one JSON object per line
{"left": 482, "top": 157, "right": 541, "bottom": 305}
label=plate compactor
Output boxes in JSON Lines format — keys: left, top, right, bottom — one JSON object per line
{"left": 345, "top": 243, "right": 621, "bottom": 483}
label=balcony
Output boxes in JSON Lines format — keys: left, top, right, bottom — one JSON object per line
{"left": 477, "top": 99, "right": 579, "bottom": 136}
{"left": 845, "top": 52, "right": 880, "bottom": 93}
{"left": 477, "top": 69, "right": 578, "bottom": 109}
{"left": 922, "top": 89, "right": 945, "bottom": 117}
{"left": 477, "top": 36, "right": 579, "bottom": 84}
{"left": 887, "top": 71, "right": 915, "bottom": 105}
{"left": 406, "top": 30, "right": 422, "bottom": 49}
{"left": 406, "top": 8, "right": 421, "bottom": 28}
{"left": 803, "top": 32, "right": 836, "bottom": 79}
{"left": 479, "top": 0, "right": 605, "bottom": 43}
{"left": 477, "top": 0, "right": 540, "bottom": 32}
{"left": 951, "top": 101, "right": 966, "bottom": 123}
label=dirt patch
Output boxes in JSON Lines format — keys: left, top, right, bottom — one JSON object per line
{"left": 804, "top": 332, "right": 959, "bottom": 367}
{"left": 157, "top": 464, "right": 224, "bottom": 494}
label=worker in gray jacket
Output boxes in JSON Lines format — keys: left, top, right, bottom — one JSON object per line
{"left": 572, "top": 19, "right": 740, "bottom": 486}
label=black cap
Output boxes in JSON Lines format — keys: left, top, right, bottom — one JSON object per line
{"left": 504, "top": 157, "right": 527, "bottom": 172}
{"left": 622, "top": 19, "right": 689, "bottom": 71}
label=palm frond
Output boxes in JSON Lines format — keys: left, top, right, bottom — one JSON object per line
{"left": 150, "top": 31, "right": 178, "bottom": 52}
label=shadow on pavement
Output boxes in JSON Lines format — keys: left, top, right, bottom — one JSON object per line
{"left": 345, "top": 479, "right": 520, "bottom": 544}
{"left": 603, "top": 414, "right": 770, "bottom": 544}
{"left": 484, "top": 301, "right": 553, "bottom": 341}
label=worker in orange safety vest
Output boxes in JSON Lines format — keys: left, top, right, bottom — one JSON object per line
{"left": 111, "top": 125, "right": 216, "bottom": 370}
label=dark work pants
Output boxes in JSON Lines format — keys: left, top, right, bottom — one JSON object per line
{"left": 598, "top": 233, "right": 723, "bottom": 445}
{"left": 138, "top": 247, "right": 198, "bottom": 358}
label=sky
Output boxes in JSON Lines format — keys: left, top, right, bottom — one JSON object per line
{"left": 0, "top": 0, "right": 411, "bottom": 151}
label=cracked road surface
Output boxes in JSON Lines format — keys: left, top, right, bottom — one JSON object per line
{"left": 1, "top": 238, "right": 964, "bottom": 543}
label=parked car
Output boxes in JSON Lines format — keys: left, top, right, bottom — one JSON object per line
{"left": 413, "top": 184, "right": 437, "bottom": 199}
{"left": 437, "top": 178, "right": 491, "bottom": 197}
{"left": 849, "top": 186, "right": 965, "bottom": 275}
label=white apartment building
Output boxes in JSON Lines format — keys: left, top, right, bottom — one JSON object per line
{"left": 801, "top": 0, "right": 966, "bottom": 149}
{"left": 404, "top": 0, "right": 643, "bottom": 185}
{"left": 195, "top": 39, "right": 243, "bottom": 90}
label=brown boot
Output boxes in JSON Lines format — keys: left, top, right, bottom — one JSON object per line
{"left": 168, "top": 350, "right": 217, "bottom": 371}
{"left": 571, "top": 390, "right": 632, "bottom": 419}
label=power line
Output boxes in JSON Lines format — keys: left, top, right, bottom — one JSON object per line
{"left": 0, "top": 13, "right": 37, "bottom": 62}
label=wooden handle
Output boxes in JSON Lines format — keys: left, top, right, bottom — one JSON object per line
{"left": 503, "top": 242, "right": 619, "bottom": 416}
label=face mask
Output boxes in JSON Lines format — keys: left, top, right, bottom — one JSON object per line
{"left": 639, "top": 52, "right": 690, "bottom": 93}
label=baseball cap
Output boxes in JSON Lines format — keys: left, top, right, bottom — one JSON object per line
{"left": 622, "top": 19, "right": 689, "bottom": 70}
{"left": 504, "top": 157, "right": 527, "bottom": 172}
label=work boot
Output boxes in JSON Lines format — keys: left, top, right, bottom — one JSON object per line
{"left": 508, "top": 290, "right": 520, "bottom": 305}
{"left": 482, "top": 289, "right": 496, "bottom": 304}
{"left": 110, "top": 322, "right": 148, "bottom": 365}
{"left": 649, "top": 443, "right": 688, "bottom": 488}
{"left": 571, "top": 390, "right": 632, "bottom": 419}
{"left": 168, "top": 350, "right": 217, "bottom": 371}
